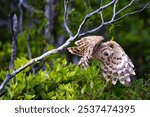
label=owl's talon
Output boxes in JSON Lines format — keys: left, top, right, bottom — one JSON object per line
{"left": 78, "top": 57, "right": 89, "bottom": 69}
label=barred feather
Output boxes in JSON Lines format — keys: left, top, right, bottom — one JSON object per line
{"left": 67, "top": 36, "right": 104, "bottom": 57}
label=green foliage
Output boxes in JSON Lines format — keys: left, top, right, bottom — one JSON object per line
{"left": 0, "top": 57, "right": 150, "bottom": 100}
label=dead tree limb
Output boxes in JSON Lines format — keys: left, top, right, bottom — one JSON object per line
{"left": 64, "top": 0, "right": 73, "bottom": 38}
{"left": 79, "top": 0, "right": 150, "bottom": 37}
{"left": 18, "top": 0, "right": 43, "bottom": 14}
{"left": 9, "top": 14, "right": 18, "bottom": 70}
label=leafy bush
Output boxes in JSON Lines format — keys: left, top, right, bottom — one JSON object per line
{"left": 0, "top": 57, "right": 150, "bottom": 100}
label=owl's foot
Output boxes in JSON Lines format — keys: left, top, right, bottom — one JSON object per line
{"left": 78, "top": 57, "right": 89, "bottom": 69}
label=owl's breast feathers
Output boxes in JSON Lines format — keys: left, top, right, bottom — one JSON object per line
{"left": 67, "top": 36, "right": 136, "bottom": 85}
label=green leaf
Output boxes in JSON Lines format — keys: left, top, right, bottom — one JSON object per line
{"left": 81, "top": 84, "right": 87, "bottom": 94}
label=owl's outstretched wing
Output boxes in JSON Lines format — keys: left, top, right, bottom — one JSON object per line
{"left": 67, "top": 36, "right": 104, "bottom": 56}
{"left": 67, "top": 36, "right": 104, "bottom": 68}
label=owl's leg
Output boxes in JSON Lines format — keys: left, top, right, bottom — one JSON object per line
{"left": 78, "top": 57, "right": 89, "bottom": 69}
{"left": 77, "top": 46, "right": 93, "bottom": 69}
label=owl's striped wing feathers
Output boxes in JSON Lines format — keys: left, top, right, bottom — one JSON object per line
{"left": 68, "top": 36, "right": 104, "bottom": 56}
{"left": 67, "top": 36, "right": 104, "bottom": 68}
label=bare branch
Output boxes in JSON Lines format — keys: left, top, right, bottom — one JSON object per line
{"left": 18, "top": 0, "right": 23, "bottom": 33}
{"left": 114, "top": 1, "right": 150, "bottom": 22}
{"left": 9, "top": 14, "right": 18, "bottom": 70}
{"left": 19, "top": 0, "right": 43, "bottom": 14}
{"left": 79, "top": 0, "right": 150, "bottom": 37}
{"left": 99, "top": 0, "right": 104, "bottom": 23}
{"left": 26, "top": 39, "right": 35, "bottom": 74}
{"left": 111, "top": 0, "right": 118, "bottom": 21}
{"left": 75, "top": 0, "right": 117, "bottom": 38}
{"left": 45, "top": 0, "right": 53, "bottom": 38}
{"left": 64, "top": 0, "right": 73, "bottom": 37}
{"left": 79, "top": 24, "right": 104, "bottom": 37}
{"left": 116, "top": 0, "right": 135, "bottom": 15}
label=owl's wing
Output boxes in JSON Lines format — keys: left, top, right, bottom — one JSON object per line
{"left": 117, "top": 54, "right": 136, "bottom": 85}
{"left": 102, "top": 42, "right": 136, "bottom": 85}
{"left": 67, "top": 36, "right": 104, "bottom": 57}
{"left": 67, "top": 36, "right": 104, "bottom": 68}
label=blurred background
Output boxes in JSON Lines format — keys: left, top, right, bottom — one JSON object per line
{"left": 0, "top": 0, "right": 150, "bottom": 78}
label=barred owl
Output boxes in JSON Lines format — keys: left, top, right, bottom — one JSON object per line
{"left": 67, "top": 36, "right": 136, "bottom": 85}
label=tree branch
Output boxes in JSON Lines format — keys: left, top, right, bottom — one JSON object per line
{"left": 19, "top": 0, "right": 44, "bottom": 14}
{"left": 111, "top": 0, "right": 118, "bottom": 21}
{"left": 18, "top": 0, "right": 23, "bottom": 33}
{"left": 99, "top": 0, "right": 104, "bottom": 23}
{"left": 45, "top": 0, "right": 53, "bottom": 39}
{"left": 79, "top": 0, "right": 150, "bottom": 37}
{"left": 9, "top": 14, "right": 18, "bottom": 70}
{"left": 78, "top": 0, "right": 117, "bottom": 37}
{"left": 64, "top": 0, "right": 73, "bottom": 37}
{"left": 114, "top": 1, "right": 150, "bottom": 22}
{"left": 116, "top": 0, "right": 135, "bottom": 15}
{"left": 75, "top": 0, "right": 117, "bottom": 38}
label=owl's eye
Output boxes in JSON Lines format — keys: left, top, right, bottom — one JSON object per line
{"left": 102, "top": 50, "right": 111, "bottom": 57}
{"left": 104, "top": 52, "right": 109, "bottom": 56}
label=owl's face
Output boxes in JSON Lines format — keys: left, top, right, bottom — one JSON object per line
{"left": 98, "top": 42, "right": 114, "bottom": 62}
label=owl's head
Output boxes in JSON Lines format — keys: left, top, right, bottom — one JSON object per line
{"left": 99, "top": 41, "right": 115, "bottom": 62}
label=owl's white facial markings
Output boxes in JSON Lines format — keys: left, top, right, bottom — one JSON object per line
{"left": 99, "top": 44, "right": 114, "bottom": 63}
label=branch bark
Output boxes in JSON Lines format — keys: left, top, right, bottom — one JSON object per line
{"left": 64, "top": 0, "right": 73, "bottom": 37}
{"left": 19, "top": 0, "right": 44, "bottom": 14}
{"left": 9, "top": 14, "right": 18, "bottom": 70}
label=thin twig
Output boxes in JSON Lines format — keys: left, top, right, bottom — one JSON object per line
{"left": 111, "top": 0, "right": 118, "bottom": 21}
{"left": 75, "top": 0, "right": 117, "bottom": 38}
{"left": 99, "top": 0, "right": 104, "bottom": 23}
{"left": 116, "top": 0, "right": 135, "bottom": 15}
{"left": 79, "top": 0, "right": 149, "bottom": 37}
{"left": 45, "top": 0, "right": 52, "bottom": 38}
{"left": 18, "top": 0, "right": 23, "bottom": 33}
{"left": 19, "top": 0, "right": 43, "bottom": 14}
{"left": 114, "top": 1, "right": 150, "bottom": 22}
{"left": 79, "top": 24, "right": 104, "bottom": 37}
{"left": 64, "top": 0, "right": 73, "bottom": 37}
